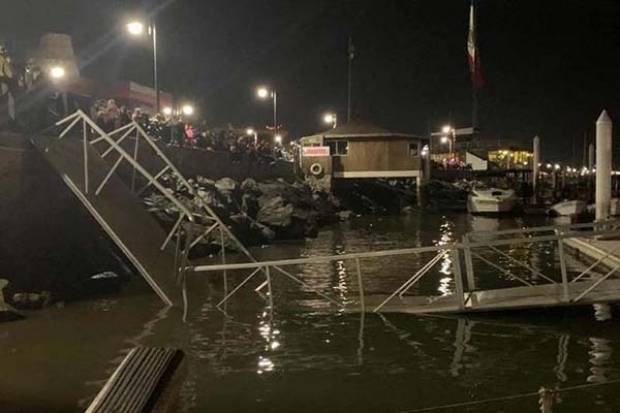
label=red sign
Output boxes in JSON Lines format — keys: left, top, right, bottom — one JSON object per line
{"left": 302, "top": 146, "right": 330, "bottom": 157}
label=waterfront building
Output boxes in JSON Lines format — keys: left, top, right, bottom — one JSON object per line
{"left": 298, "top": 120, "right": 428, "bottom": 190}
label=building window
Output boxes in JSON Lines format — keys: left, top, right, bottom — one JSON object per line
{"left": 327, "top": 140, "right": 349, "bottom": 156}
{"left": 409, "top": 142, "right": 419, "bottom": 157}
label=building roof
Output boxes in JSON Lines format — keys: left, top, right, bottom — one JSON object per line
{"left": 323, "top": 120, "right": 422, "bottom": 139}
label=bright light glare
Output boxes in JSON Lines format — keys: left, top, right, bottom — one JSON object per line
{"left": 440, "top": 136, "right": 450, "bottom": 144}
{"left": 257, "top": 87, "right": 269, "bottom": 99}
{"left": 323, "top": 113, "right": 336, "bottom": 124}
{"left": 181, "top": 104, "right": 194, "bottom": 116}
{"left": 274, "top": 134, "right": 282, "bottom": 144}
{"left": 49, "top": 66, "right": 66, "bottom": 79}
{"left": 246, "top": 128, "right": 255, "bottom": 136}
{"left": 127, "top": 21, "right": 145, "bottom": 35}
{"left": 554, "top": 163, "right": 561, "bottom": 170}
{"left": 442, "top": 125, "right": 452, "bottom": 134}
{"left": 162, "top": 107, "right": 173, "bottom": 116}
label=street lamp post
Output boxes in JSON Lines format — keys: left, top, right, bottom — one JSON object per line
{"left": 127, "top": 19, "right": 159, "bottom": 113}
{"left": 256, "top": 86, "right": 278, "bottom": 136}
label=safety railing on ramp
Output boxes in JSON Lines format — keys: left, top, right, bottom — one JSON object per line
{"left": 33, "top": 110, "right": 262, "bottom": 308}
{"left": 188, "top": 221, "right": 620, "bottom": 315}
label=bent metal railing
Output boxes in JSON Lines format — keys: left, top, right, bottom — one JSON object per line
{"left": 54, "top": 110, "right": 263, "bottom": 308}
{"left": 188, "top": 221, "right": 620, "bottom": 314}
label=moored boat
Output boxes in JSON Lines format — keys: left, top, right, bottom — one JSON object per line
{"left": 467, "top": 188, "right": 517, "bottom": 214}
{"left": 549, "top": 200, "right": 586, "bottom": 217}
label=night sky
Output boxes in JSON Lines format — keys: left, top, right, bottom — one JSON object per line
{"left": 2, "top": 0, "right": 620, "bottom": 162}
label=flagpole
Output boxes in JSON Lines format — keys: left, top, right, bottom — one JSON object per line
{"left": 470, "top": 1, "right": 477, "bottom": 133}
{"left": 472, "top": 77, "right": 478, "bottom": 133}
{"left": 347, "top": 36, "right": 354, "bottom": 123}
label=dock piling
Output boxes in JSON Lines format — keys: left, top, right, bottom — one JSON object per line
{"left": 595, "top": 110, "right": 612, "bottom": 222}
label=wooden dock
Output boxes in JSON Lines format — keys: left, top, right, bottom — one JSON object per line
{"left": 360, "top": 278, "right": 620, "bottom": 314}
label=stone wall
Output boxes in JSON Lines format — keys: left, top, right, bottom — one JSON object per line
{"left": 160, "top": 146, "right": 296, "bottom": 181}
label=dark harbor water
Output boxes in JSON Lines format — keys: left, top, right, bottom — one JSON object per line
{"left": 3, "top": 212, "right": 620, "bottom": 412}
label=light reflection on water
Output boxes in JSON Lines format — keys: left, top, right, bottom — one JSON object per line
{"left": 4, "top": 213, "right": 620, "bottom": 412}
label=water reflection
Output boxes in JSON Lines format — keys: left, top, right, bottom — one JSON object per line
{"left": 450, "top": 318, "right": 475, "bottom": 377}
{"left": 588, "top": 337, "right": 612, "bottom": 383}
{"left": 257, "top": 306, "right": 281, "bottom": 375}
{"left": 554, "top": 334, "right": 570, "bottom": 382}
{"left": 437, "top": 218, "right": 455, "bottom": 296}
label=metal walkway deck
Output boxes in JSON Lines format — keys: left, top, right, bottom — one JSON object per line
{"left": 189, "top": 221, "right": 620, "bottom": 316}
{"left": 361, "top": 278, "right": 620, "bottom": 314}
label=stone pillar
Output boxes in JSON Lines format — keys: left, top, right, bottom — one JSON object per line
{"left": 533, "top": 136, "right": 540, "bottom": 204}
{"left": 596, "top": 110, "right": 612, "bottom": 221}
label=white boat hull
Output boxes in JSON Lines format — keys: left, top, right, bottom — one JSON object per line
{"left": 550, "top": 200, "right": 586, "bottom": 216}
{"left": 468, "top": 189, "right": 517, "bottom": 214}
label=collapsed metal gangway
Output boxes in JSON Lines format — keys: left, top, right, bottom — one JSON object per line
{"left": 188, "top": 221, "right": 620, "bottom": 315}
{"left": 31, "top": 110, "right": 261, "bottom": 307}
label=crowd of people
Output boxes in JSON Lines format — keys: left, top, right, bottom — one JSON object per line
{"left": 89, "top": 98, "right": 291, "bottom": 163}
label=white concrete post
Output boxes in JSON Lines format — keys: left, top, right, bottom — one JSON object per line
{"left": 596, "top": 110, "right": 612, "bottom": 222}
{"left": 533, "top": 136, "right": 540, "bottom": 203}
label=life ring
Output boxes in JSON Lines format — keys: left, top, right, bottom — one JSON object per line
{"left": 309, "top": 163, "right": 323, "bottom": 176}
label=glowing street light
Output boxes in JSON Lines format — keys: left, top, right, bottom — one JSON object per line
{"left": 162, "top": 106, "right": 173, "bottom": 116}
{"left": 256, "top": 87, "right": 270, "bottom": 99}
{"left": 48, "top": 66, "right": 66, "bottom": 80}
{"left": 126, "top": 18, "right": 160, "bottom": 112}
{"left": 246, "top": 128, "right": 258, "bottom": 144}
{"left": 442, "top": 125, "right": 453, "bottom": 134}
{"left": 440, "top": 136, "right": 450, "bottom": 144}
{"left": 274, "top": 134, "right": 282, "bottom": 145}
{"left": 126, "top": 21, "right": 145, "bottom": 36}
{"left": 181, "top": 104, "right": 195, "bottom": 116}
{"left": 323, "top": 112, "right": 337, "bottom": 128}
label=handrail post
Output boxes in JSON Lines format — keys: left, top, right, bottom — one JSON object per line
{"left": 82, "top": 119, "right": 89, "bottom": 193}
{"left": 266, "top": 266, "right": 274, "bottom": 311}
{"left": 220, "top": 228, "right": 228, "bottom": 297}
{"left": 555, "top": 228, "right": 570, "bottom": 302}
{"left": 355, "top": 258, "right": 365, "bottom": 312}
{"left": 462, "top": 235, "right": 476, "bottom": 292}
{"left": 131, "top": 127, "right": 140, "bottom": 192}
{"left": 452, "top": 248, "right": 465, "bottom": 310}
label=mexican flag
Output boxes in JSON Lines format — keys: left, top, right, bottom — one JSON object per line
{"left": 468, "top": 1, "right": 485, "bottom": 88}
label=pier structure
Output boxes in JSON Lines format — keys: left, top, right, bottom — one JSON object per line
{"left": 189, "top": 222, "right": 620, "bottom": 315}
{"left": 32, "top": 110, "right": 260, "bottom": 307}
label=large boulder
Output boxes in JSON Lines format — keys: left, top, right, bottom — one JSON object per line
{"left": 241, "top": 178, "right": 259, "bottom": 192}
{"left": 215, "top": 177, "right": 237, "bottom": 193}
{"left": 257, "top": 196, "right": 294, "bottom": 227}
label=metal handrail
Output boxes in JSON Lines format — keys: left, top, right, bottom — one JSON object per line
{"left": 189, "top": 222, "right": 620, "bottom": 314}
{"left": 189, "top": 227, "right": 620, "bottom": 273}
{"left": 55, "top": 111, "right": 195, "bottom": 225}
